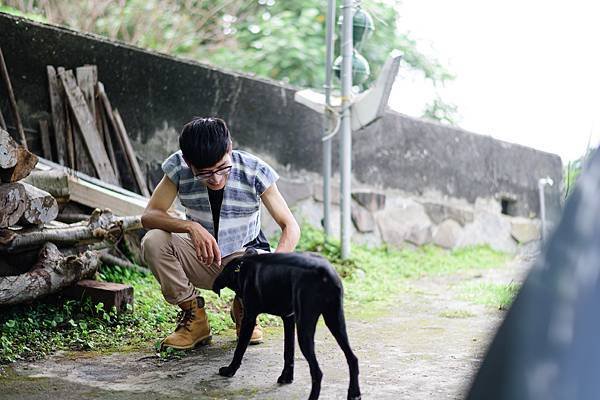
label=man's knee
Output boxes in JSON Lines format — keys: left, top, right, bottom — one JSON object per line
{"left": 141, "top": 229, "right": 172, "bottom": 264}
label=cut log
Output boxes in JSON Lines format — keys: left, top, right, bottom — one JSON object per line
{"left": 59, "top": 70, "right": 118, "bottom": 184}
{"left": 63, "top": 279, "right": 134, "bottom": 314}
{"left": 0, "top": 127, "right": 18, "bottom": 169}
{"left": 100, "top": 252, "right": 150, "bottom": 275}
{"left": 19, "top": 182, "right": 59, "bottom": 226}
{"left": 38, "top": 120, "right": 53, "bottom": 161}
{"left": 0, "top": 47, "right": 27, "bottom": 149}
{"left": 47, "top": 66, "right": 67, "bottom": 165}
{"left": 0, "top": 183, "right": 27, "bottom": 228}
{"left": 0, "top": 242, "right": 99, "bottom": 306}
{"left": 0, "top": 128, "right": 38, "bottom": 183}
{"left": 113, "top": 109, "right": 150, "bottom": 197}
{"left": 23, "top": 169, "right": 70, "bottom": 203}
{"left": 0, "top": 209, "right": 141, "bottom": 253}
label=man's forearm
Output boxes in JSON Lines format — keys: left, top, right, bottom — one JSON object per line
{"left": 274, "top": 222, "right": 301, "bottom": 253}
{"left": 141, "top": 208, "right": 192, "bottom": 233}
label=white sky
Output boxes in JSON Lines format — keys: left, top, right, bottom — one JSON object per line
{"left": 388, "top": 0, "right": 600, "bottom": 163}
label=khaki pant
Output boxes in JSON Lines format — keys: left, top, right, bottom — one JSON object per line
{"left": 141, "top": 229, "right": 246, "bottom": 305}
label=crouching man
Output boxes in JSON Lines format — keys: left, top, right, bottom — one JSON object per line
{"left": 141, "top": 117, "right": 300, "bottom": 349}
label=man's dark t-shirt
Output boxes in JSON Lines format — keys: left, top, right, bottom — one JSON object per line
{"left": 207, "top": 188, "right": 271, "bottom": 253}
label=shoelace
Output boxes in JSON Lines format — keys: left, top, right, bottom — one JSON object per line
{"left": 175, "top": 309, "right": 194, "bottom": 332}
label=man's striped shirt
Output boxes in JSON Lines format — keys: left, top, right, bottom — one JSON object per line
{"left": 161, "top": 150, "right": 279, "bottom": 257}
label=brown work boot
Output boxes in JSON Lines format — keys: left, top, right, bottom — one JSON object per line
{"left": 161, "top": 296, "right": 212, "bottom": 350}
{"left": 231, "top": 295, "right": 263, "bottom": 345}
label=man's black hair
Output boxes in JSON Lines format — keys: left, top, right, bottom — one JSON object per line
{"left": 179, "top": 117, "right": 231, "bottom": 169}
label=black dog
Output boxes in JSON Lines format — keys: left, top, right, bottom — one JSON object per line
{"left": 212, "top": 249, "right": 361, "bottom": 400}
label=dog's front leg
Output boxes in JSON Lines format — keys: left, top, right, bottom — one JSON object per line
{"left": 218, "top": 312, "right": 257, "bottom": 377}
{"left": 277, "top": 314, "right": 295, "bottom": 384}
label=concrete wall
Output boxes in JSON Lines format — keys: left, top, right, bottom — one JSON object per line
{"left": 0, "top": 13, "right": 563, "bottom": 223}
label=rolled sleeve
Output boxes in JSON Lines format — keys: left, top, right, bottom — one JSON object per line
{"left": 161, "top": 152, "right": 183, "bottom": 187}
{"left": 255, "top": 161, "right": 279, "bottom": 196}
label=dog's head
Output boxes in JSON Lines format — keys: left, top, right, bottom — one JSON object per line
{"left": 212, "top": 248, "right": 258, "bottom": 296}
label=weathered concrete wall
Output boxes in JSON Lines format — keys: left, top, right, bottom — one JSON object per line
{"left": 0, "top": 13, "right": 562, "bottom": 223}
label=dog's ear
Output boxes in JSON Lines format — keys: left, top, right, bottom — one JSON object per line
{"left": 212, "top": 274, "right": 224, "bottom": 297}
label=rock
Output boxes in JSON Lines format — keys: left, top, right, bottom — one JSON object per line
{"left": 277, "top": 178, "right": 313, "bottom": 207}
{"left": 351, "top": 190, "right": 386, "bottom": 212}
{"left": 433, "top": 219, "right": 463, "bottom": 249}
{"left": 351, "top": 204, "right": 375, "bottom": 233}
{"left": 352, "top": 231, "right": 383, "bottom": 248}
{"left": 510, "top": 217, "right": 541, "bottom": 244}
{"left": 457, "top": 211, "right": 517, "bottom": 254}
{"left": 313, "top": 182, "right": 340, "bottom": 205}
{"left": 422, "top": 201, "right": 474, "bottom": 226}
{"left": 376, "top": 198, "right": 433, "bottom": 249}
{"left": 406, "top": 225, "right": 432, "bottom": 246}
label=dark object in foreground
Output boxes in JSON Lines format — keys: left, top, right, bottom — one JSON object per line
{"left": 466, "top": 147, "right": 600, "bottom": 400}
{"left": 213, "top": 250, "right": 361, "bottom": 400}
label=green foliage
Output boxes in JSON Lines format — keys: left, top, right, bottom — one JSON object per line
{"left": 563, "top": 145, "right": 597, "bottom": 199}
{"left": 1, "top": 225, "right": 508, "bottom": 364}
{"left": 2, "top": 0, "right": 455, "bottom": 120}
{"left": 458, "top": 281, "right": 520, "bottom": 310}
{"left": 423, "top": 95, "right": 459, "bottom": 125}
{"left": 296, "top": 225, "right": 509, "bottom": 310}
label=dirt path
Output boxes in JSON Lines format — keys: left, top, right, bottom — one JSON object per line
{"left": 1, "top": 248, "right": 537, "bottom": 400}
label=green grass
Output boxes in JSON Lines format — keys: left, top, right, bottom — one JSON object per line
{"left": 458, "top": 281, "right": 520, "bottom": 310}
{"left": 0, "top": 224, "right": 509, "bottom": 364}
{"left": 293, "top": 225, "right": 510, "bottom": 314}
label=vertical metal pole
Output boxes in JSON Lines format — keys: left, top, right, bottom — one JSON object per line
{"left": 323, "top": 0, "right": 336, "bottom": 238}
{"left": 340, "top": 0, "right": 353, "bottom": 259}
{"left": 539, "top": 180, "right": 547, "bottom": 240}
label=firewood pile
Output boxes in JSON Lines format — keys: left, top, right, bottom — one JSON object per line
{"left": 0, "top": 48, "right": 157, "bottom": 308}
{"left": 0, "top": 128, "right": 143, "bottom": 306}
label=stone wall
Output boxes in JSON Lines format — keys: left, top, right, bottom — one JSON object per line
{"left": 0, "top": 13, "right": 562, "bottom": 252}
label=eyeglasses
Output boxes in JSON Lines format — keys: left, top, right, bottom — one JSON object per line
{"left": 193, "top": 165, "right": 233, "bottom": 180}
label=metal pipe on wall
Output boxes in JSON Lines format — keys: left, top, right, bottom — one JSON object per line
{"left": 340, "top": 0, "right": 353, "bottom": 259}
{"left": 322, "top": 0, "right": 336, "bottom": 238}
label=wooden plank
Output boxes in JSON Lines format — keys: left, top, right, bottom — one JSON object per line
{"left": 0, "top": 106, "right": 6, "bottom": 130}
{"left": 58, "top": 70, "right": 118, "bottom": 185}
{"left": 71, "top": 67, "right": 97, "bottom": 177}
{"left": 0, "top": 47, "right": 26, "bottom": 149}
{"left": 113, "top": 109, "right": 150, "bottom": 197}
{"left": 64, "top": 101, "right": 76, "bottom": 169}
{"left": 46, "top": 66, "right": 67, "bottom": 165}
{"left": 35, "top": 157, "right": 148, "bottom": 203}
{"left": 97, "top": 92, "right": 120, "bottom": 183}
{"left": 38, "top": 120, "right": 53, "bottom": 160}
{"left": 97, "top": 82, "right": 135, "bottom": 186}
{"left": 69, "top": 177, "right": 148, "bottom": 216}
{"left": 75, "top": 66, "right": 98, "bottom": 126}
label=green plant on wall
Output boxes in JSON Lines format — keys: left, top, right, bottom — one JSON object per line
{"left": 1, "top": 0, "right": 457, "bottom": 123}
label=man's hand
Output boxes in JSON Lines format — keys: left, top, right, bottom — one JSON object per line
{"left": 186, "top": 220, "right": 221, "bottom": 267}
